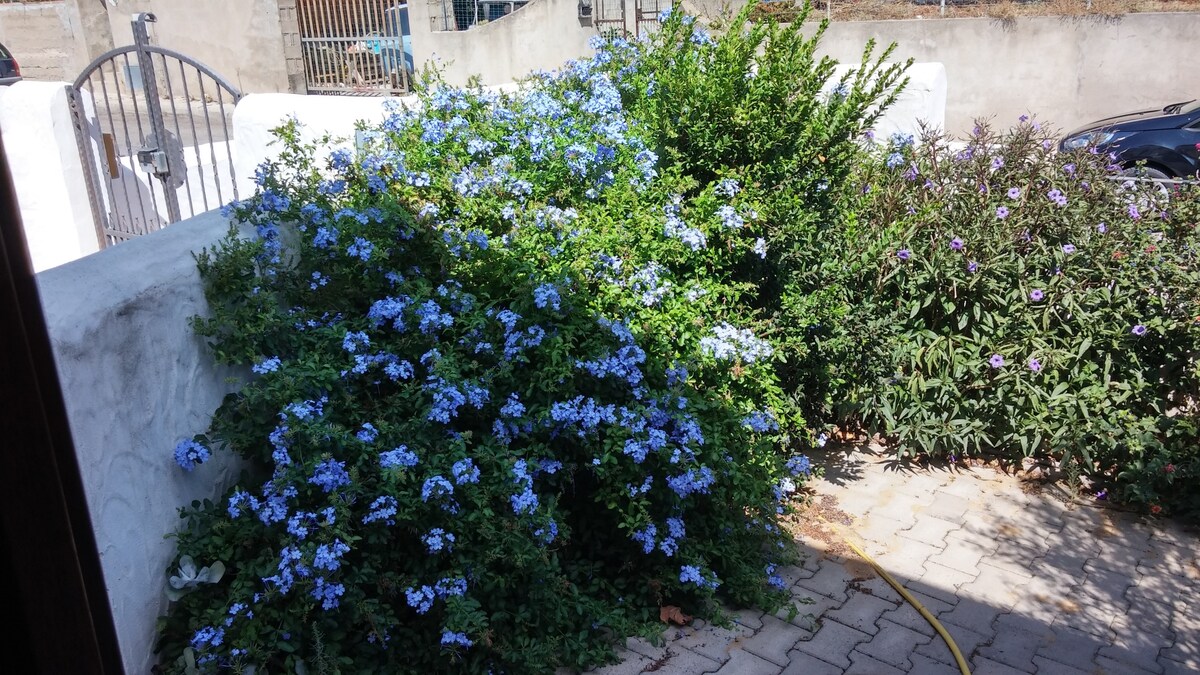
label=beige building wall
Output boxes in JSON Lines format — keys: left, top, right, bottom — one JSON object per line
{"left": 0, "top": 1, "right": 93, "bottom": 82}
{"left": 810, "top": 13, "right": 1200, "bottom": 136}
{"left": 106, "top": 0, "right": 293, "bottom": 93}
{"left": 409, "top": 0, "right": 598, "bottom": 86}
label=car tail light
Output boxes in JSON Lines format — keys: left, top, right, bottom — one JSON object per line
{"left": 11, "top": 57, "right": 19, "bottom": 77}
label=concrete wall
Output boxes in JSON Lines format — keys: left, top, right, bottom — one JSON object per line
{"left": 232, "top": 91, "right": 418, "bottom": 198}
{"left": 409, "top": 0, "right": 597, "bottom": 86}
{"left": 0, "top": 1, "right": 91, "bottom": 81}
{"left": 36, "top": 209, "right": 246, "bottom": 675}
{"left": 812, "top": 13, "right": 1200, "bottom": 136}
{"left": 106, "top": 0, "right": 291, "bottom": 94}
{"left": 0, "top": 81, "right": 100, "bottom": 272}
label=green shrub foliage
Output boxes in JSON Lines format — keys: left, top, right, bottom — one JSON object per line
{"left": 156, "top": 7, "right": 904, "bottom": 672}
{"left": 831, "top": 121, "right": 1200, "bottom": 518}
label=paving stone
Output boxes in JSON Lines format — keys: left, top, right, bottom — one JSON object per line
{"left": 1096, "top": 615, "right": 1171, "bottom": 675}
{"left": 914, "top": 560, "right": 976, "bottom": 605}
{"left": 1032, "top": 655, "right": 1093, "bottom": 674}
{"left": 881, "top": 587, "right": 955, "bottom": 637}
{"left": 845, "top": 649, "right": 906, "bottom": 674}
{"left": 777, "top": 650, "right": 842, "bottom": 675}
{"left": 945, "top": 524, "right": 1002, "bottom": 556}
{"left": 900, "top": 514, "right": 962, "bottom": 549}
{"left": 794, "top": 557, "right": 865, "bottom": 603}
{"left": 956, "top": 562, "right": 1032, "bottom": 610}
{"left": 591, "top": 649, "right": 652, "bottom": 674}
{"left": 1159, "top": 609, "right": 1200, "bottom": 668}
{"left": 915, "top": 620, "right": 990, "bottom": 667}
{"left": 730, "top": 609, "right": 765, "bottom": 631}
{"left": 711, "top": 649, "right": 783, "bottom": 675}
{"left": 1093, "top": 654, "right": 1162, "bottom": 675}
{"left": 855, "top": 618, "right": 932, "bottom": 669}
{"left": 823, "top": 590, "right": 899, "bottom": 635}
{"left": 936, "top": 596, "right": 1005, "bottom": 635}
{"left": 852, "top": 514, "right": 909, "bottom": 549}
{"left": 908, "top": 651, "right": 966, "bottom": 675}
{"left": 625, "top": 636, "right": 666, "bottom": 661}
{"left": 783, "top": 593, "right": 839, "bottom": 632}
{"left": 975, "top": 616, "right": 1047, "bottom": 672}
{"left": 929, "top": 535, "right": 994, "bottom": 575}
{"left": 872, "top": 540, "right": 942, "bottom": 581}
{"left": 739, "top": 615, "right": 809, "bottom": 667}
{"left": 971, "top": 655, "right": 1036, "bottom": 674}
{"left": 791, "top": 618, "right": 871, "bottom": 669}
{"left": 1035, "top": 623, "right": 1108, "bottom": 669}
{"left": 893, "top": 472, "right": 953, "bottom": 500}
{"left": 925, "top": 490, "right": 972, "bottom": 521}
{"left": 647, "top": 647, "right": 722, "bottom": 674}
{"left": 1161, "top": 657, "right": 1200, "bottom": 675}
{"left": 670, "top": 619, "right": 754, "bottom": 666}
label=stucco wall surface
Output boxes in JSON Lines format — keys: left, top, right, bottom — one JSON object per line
{"left": 0, "top": 1, "right": 90, "bottom": 81}
{"left": 410, "top": 0, "right": 597, "bottom": 86}
{"left": 811, "top": 13, "right": 1200, "bottom": 136}
{"left": 108, "top": 0, "right": 290, "bottom": 93}
{"left": 36, "top": 209, "right": 246, "bottom": 674}
{"left": 232, "top": 91, "right": 419, "bottom": 197}
{"left": 0, "top": 80, "right": 100, "bottom": 272}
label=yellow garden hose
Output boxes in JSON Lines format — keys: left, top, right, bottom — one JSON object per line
{"left": 816, "top": 515, "right": 972, "bottom": 675}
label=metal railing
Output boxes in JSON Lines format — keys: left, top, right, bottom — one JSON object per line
{"left": 297, "top": 0, "right": 412, "bottom": 95}
{"left": 427, "top": 0, "right": 530, "bottom": 32}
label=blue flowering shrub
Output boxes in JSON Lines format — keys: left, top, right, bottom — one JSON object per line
{"left": 149, "top": 7, "right": 914, "bottom": 670}
{"left": 831, "top": 119, "right": 1200, "bottom": 519}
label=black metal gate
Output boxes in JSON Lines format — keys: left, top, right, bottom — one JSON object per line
{"left": 67, "top": 13, "right": 242, "bottom": 248}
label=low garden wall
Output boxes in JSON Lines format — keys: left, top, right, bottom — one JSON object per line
{"left": 36, "top": 209, "right": 245, "bottom": 673}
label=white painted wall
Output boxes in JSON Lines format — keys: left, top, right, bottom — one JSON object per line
{"left": 0, "top": 81, "right": 101, "bottom": 272}
{"left": 36, "top": 209, "right": 247, "bottom": 675}
{"left": 231, "top": 92, "right": 418, "bottom": 198}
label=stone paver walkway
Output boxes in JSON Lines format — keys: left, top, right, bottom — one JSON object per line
{"left": 595, "top": 445, "right": 1199, "bottom": 674}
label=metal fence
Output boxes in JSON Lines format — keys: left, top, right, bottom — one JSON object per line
{"left": 297, "top": 0, "right": 412, "bottom": 95}
{"left": 426, "top": 0, "right": 531, "bottom": 31}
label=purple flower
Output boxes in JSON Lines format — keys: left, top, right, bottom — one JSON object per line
{"left": 1096, "top": 223, "right": 1107, "bottom": 234}
{"left": 950, "top": 237, "right": 964, "bottom": 251}
{"left": 996, "top": 206, "right": 1009, "bottom": 220}
{"left": 991, "top": 157, "right": 1005, "bottom": 170}
{"left": 1028, "top": 358, "right": 1042, "bottom": 372}
{"left": 1029, "top": 289, "right": 1044, "bottom": 301}
{"left": 1061, "top": 243, "right": 1076, "bottom": 254}
{"left": 967, "top": 261, "right": 979, "bottom": 273}
{"left": 896, "top": 249, "right": 911, "bottom": 261}
{"left": 1047, "top": 189, "right": 1067, "bottom": 207}
{"left": 1007, "top": 187, "right": 1021, "bottom": 199}
{"left": 988, "top": 354, "right": 1005, "bottom": 369}
{"left": 1128, "top": 204, "right": 1141, "bottom": 221}
{"left": 1131, "top": 324, "right": 1147, "bottom": 336}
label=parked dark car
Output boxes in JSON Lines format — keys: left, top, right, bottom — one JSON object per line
{"left": 1059, "top": 99, "right": 1200, "bottom": 180}
{"left": 0, "top": 41, "right": 21, "bottom": 86}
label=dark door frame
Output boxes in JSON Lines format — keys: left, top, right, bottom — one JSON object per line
{"left": 0, "top": 124, "right": 125, "bottom": 671}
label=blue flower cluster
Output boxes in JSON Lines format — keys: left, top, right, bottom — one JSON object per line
{"left": 699, "top": 323, "right": 774, "bottom": 363}
{"left": 174, "top": 439, "right": 211, "bottom": 471}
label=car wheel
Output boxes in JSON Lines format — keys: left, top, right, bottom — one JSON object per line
{"left": 1120, "top": 164, "right": 1173, "bottom": 198}
{"left": 1121, "top": 165, "right": 1172, "bottom": 181}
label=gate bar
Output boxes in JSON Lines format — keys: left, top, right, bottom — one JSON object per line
{"left": 132, "top": 13, "right": 182, "bottom": 224}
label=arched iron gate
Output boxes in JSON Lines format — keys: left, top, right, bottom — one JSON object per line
{"left": 67, "top": 13, "right": 243, "bottom": 248}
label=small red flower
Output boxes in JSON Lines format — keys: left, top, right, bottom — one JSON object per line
{"left": 1164, "top": 464, "right": 1176, "bottom": 474}
{"left": 1150, "top": 504, "right": 1163, "bottom": 515}
{"left": 1112, "top": 250, "right": 1125, "bottom": 259}
{"left": 1145, "top": 245, "right": 1157, "bottom": 253}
